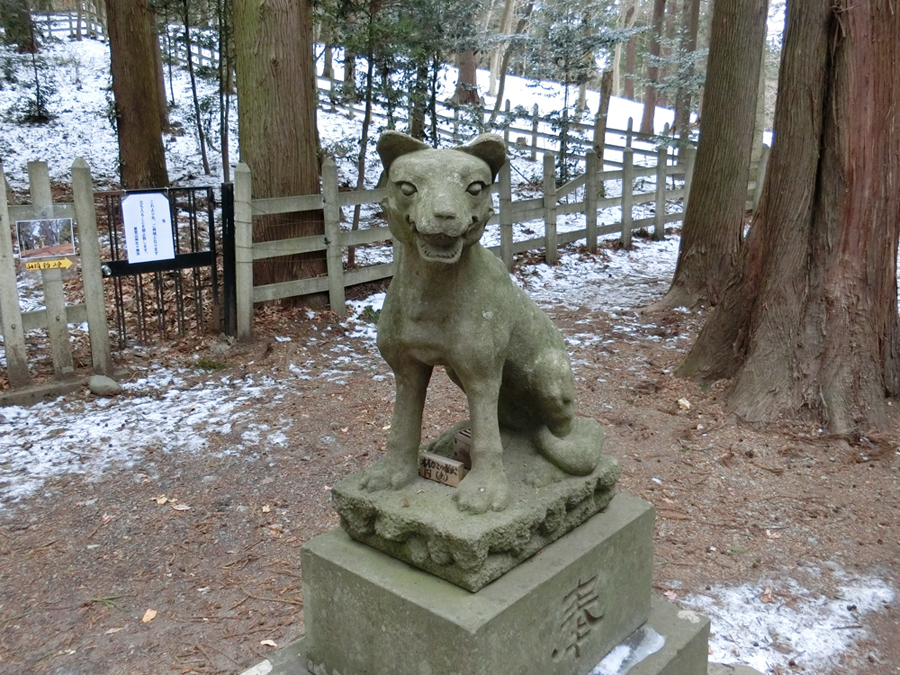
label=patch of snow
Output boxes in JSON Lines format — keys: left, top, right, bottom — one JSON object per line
{"left": 682, "top": 573, "right": 895, "bottom": 673}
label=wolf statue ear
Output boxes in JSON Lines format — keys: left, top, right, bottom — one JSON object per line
{"left": 377, "top": 131, "right": 508, "bottom": 182}
{"left": 458, "top": 134, "right": 507, "bottom": 182}
{"left": 377, "top": 131, "right": 430, "bottom": 176}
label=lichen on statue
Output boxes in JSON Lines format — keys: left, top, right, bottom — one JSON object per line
{"left": 357, "top": 130, "right": 607, "bottom": 515}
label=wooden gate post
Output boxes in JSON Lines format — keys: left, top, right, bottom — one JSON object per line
{"left": 72, "top": 157, "right": 112, "bottom": 375}
{"left": 0, "top": 160, "right": 30, "bottom": 387}
{"left": 585, "top": 151, "right": 599, "bottom": 253}
{"left": 234, "top": 163, "right": 254, "bottom": 340}
{"left": 531, "top": 104, "right": 539, "bottom": 161}
{"left": 499, "top": 160, "right": 513, "bottom": 271}
{"left": 322, "top": 157, "right": 345, "bottom": 316}
{"left": 28, "top": 161, "right": 75, "bottom": 378}
{"left": 653, "top": 146, "right": 667, "bottom": 241}
{"left": 621, "top": 147, "right": 634, "bottom": 248}
{"left": 543, "top": 153, "right": 558, "bottom": 265}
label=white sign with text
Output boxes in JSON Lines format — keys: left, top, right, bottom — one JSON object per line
{"left": 121, "top": 193, "right": 175, "bottom": 263}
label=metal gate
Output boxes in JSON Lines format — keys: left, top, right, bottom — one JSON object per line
{"left": 97, "top": 185, "right": 236, "bottom": 349}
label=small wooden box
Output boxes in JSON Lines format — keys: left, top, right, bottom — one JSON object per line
{"left": 418, "top": 452, "right": 468, "bottom": 487}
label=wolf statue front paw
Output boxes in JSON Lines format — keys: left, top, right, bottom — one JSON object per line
{"left": 454, "top": 470, "right": 510, "bottom": 514}
{"left": 359, "top": 455, "right": 418, "bottom": 492}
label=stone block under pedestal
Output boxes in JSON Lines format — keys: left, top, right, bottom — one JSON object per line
{"left": 301, "top": 493, "right": 656, "bottom": 675}
{"left": 239, "top": 597, "right": 710, "bottom": 675}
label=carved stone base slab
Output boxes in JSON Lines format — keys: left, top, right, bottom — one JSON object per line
{"left": 331, "top": 434, "right": 621, "bottom": 591}
{"left": 301, "top": 493, "right": 655, "bottom": 675}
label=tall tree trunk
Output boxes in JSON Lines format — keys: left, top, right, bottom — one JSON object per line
{"left": 182, "top": 0, "right": 210, "bottom": 175}
{"left": 672, "top": 0, "right": 700, "bottom": 139}
{"left": 749, "top": 0, "right": 770, "bottom": 165}
{"left": 646, "top": 0, "right": 766, "bottom": 310}
{"left": 451, "top": 50, "right": 480, "bottom": 105}
{"left": 612, "top": 0, "right": 637, "bottom": 96}
{"left": 150, "top": 9, "right": 169, "bottom": 131}
{"left": 1, "top": 2, "right": 38, "bottom": 52}
{"left": 678, "top": 0, "right": 900, "bottom": 434}
{"left": 105, "top": 0, "right": 168, "bottom": 188}
{"left": 217, "top": 0, "right": 233, "bottom": 182}
{"left": 488, "top": 0, "right": 518, "bottom": 97}
{"left": 657, "top": 0, "right": 677, "bottom": 107}
{"left": 488, "top": 2, "right": 532, "bottom": 127}
{"left": 624, "top": 15, "right": 637, "bottom": 100}
{"left": 639, "top": 0, "right": 666, "bottom": 134}
{"left": 408, "top": 61, "right": 430, "bottom": 140}
{"left": 233, "top": 0, "right": 326, "bottom": 302}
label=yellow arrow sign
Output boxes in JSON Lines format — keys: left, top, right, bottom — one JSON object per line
{"left": 25, "top": 257, "right": 74, "bottom": 271}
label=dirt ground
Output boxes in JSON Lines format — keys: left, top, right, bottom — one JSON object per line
{"left": 1, "top": 294, "right": 899, "bottom": 675}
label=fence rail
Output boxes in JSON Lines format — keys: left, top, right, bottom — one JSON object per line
{"left": 233, "top": 142, "right": 701, "bottom": 339}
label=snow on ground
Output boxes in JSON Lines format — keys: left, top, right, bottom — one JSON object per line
{"left": 0, "top": 31, "right": 895, "bottom": 675}
{"left": 684, "top": 572, "right": 895, "bottom": 673}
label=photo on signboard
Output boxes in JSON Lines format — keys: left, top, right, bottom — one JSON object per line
{"left": 16, "top": 217, "right": 77, "bottom": 259}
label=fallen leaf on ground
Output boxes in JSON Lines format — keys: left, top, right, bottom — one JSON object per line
{"left": 664, "top": 590, "right": 678, "bottom": 601}
{"left": 761, "top": 587, "right": 775, "bottom": 604}
{"left": 153, "top": 496, "right": 168, "bottom": 505}
{"left": 171, "top": 504, "right": 191, "bottom": 511}
{"left": 677, "top": 397, "right": 691, "bottom": 411}
{"left": 260, "top": 639, "right": 277, "bottom": 648}
{"left": 261, "top": 505, "right": 270, "bottom": 513}
{"left": 766, "top": 529, "right": 782, "bottom": 539}
{"left": 141, "top": 609, "right": 158, "bottom": 623}
{"left": 105, "top": 627, "right": 125, "bottom": 635}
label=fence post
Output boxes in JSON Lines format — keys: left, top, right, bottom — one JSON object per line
{"left": 452, "top": 106, "right": 460, "bottom": 144}
{"left": 531, "top": 104, "right": 539, "bottom": 161}
{"left": 585, "top": 151, "right": 598, "bottom": 253}
{"left": 621, "top": 147, "right": 634, "bottom": 248}
{"left": 29, "top": 161, "right": 74, "bottom": 378}
{"left": 499, "top": 160, "right": 513, "bottom": 271}
{"left": 503, "top": 100, "right": 511, "bottom": 147}
{"left": 322, "top": 157, "right": 345, "bottom": 317}
{"left": 626, "top": 117, "right": 634, "bottom": 148}
{"left": 752, "top": 144, "right": 770, "bottom": 213}
{"left": 71, "top": 158, "right": 112, "bottom": 376}
{"left": 0, "top": 160, "right": 30, "bottom": 387}
{"left": 234, "top": 162, "right": 254, "bottom": 340}
{"left": 543, "top": 153, "right": 558, "bottom": 265}
{"left": 653, "top": 146, "right": 666, "bottom": 241}
{"left": 682, "top": 145, "right": 697, "bottom": 218}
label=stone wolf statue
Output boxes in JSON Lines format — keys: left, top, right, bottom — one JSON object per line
{"left": 359, "top": 131, "right": 604, "bottom": 514}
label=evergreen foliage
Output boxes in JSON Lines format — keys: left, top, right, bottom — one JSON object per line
{"left": 514, "top": 0, "right": 636, "bottom": 182}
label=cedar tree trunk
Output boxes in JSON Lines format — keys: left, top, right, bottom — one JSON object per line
{"left": 451, "top": 50, "right": 480, "bottom": 105}
{"left": 639, "top": 0, "right": 666, "bottom": 134}
{"left": 646, "top": 0, "right": 766, "bottom": 310}
{"left": 672, "top": 0, "right": 700, "bottom": 138}
{"left": 678, "top": 0, "right": 900, "bottom": 434}
{"left": 233, "top": 0, "right": 326, "bottom": 302}
{"left": 106, "top": 0, "right": 169, "bottom": 189}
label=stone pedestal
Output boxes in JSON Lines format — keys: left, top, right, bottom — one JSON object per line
{"left": 331, "top": 441, "right": 621, "bottom": 592}
{"left": 299, "top": 493, "right": 707, "bottom": 675}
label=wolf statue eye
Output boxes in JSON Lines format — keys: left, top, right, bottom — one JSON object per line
{"left": 398, "top": 182, "right": 417, "bottom": 197}
{"left": 466, "top": 182, "right": 486, "bottom": 196}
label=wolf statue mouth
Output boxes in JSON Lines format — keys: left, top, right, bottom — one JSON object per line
{"left": 416, "top": 234, "right": 464, "bottom": 264}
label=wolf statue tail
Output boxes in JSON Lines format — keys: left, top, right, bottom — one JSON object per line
{"left": 535, "top": 417, "right": 605, "bottom": 476}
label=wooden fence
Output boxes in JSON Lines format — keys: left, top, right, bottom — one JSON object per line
{"left": 0, "top": 159, "right": 112, "bottom": 396}
{"left": 233, "top": 143, "right": 700, "bottom": 339}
